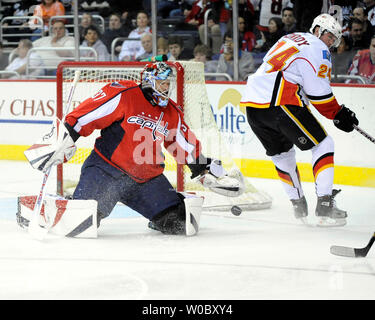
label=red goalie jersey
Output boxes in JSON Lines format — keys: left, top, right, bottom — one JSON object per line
{"left": 65, "top": 80, "right": 202, "bottom": 183}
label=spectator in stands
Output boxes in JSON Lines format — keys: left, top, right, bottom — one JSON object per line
{"left": 1, "top": 0, "right": 34, "bottom": 19}
{"left": 347, "top": 35, "right": 375, "bottom": 83}
{"left": 330, "top": 0, "right": 357, "bottom": 29}
{"left": 255, "top": 17, "right": 285, "bottom": 53}
{"left": 78, "top": 13, "right": 94, "bottom": 42}
{"left": 157, "top": 37, "right": 169, "bottom": 55}
{"left": 3, "top": 39, "right": 45, "bottom": 79}
{"left": 80, "top": 25, "right": 110, "bottom": 61}
{"left": 32, "top": 0, "right": 65, "bottom": 35}
{"left": 0, "top": 42, "right": 9, "bottom": 71}
{"left": 60, "top": 0, "right": 73, "bottom": 12}
{"left": 364, "top": 0, "right": 375, "bottom": 32}
{"left": 118, "top": 10, "right": 134, "bottom": 33}
{"left": 352, "top": 7, "right": 374, "bottom": 46}
{"left": 136, "top": 32, "right": 153, "bottom": 61}
{"left": 282, "top": 7, "right": 296, "bottom": 34}
{"left": 32, "top": 20, "right": 74, "bottom": 74}
{"left": 102, "top": 13, "right": 130, "bottom": 56}
{"left": 167, "top": 35, "right": 194, "bottom": 61}
{"left": 345, "top": 18, "right": 369, "bottom": 51}
{"left": 238, "top": 0, "right": 256, "bottom": 28}
{"left": 215, "top": 31, "right": 255, "bottom": 81}
{"left": 157, "top": 0, "right": 180, "bottom": 18}
{"left": 191, "top": 44, "right": 217, "bottom": 79}
{"left": 168, "top": 0, "right": 195, "bottom": 18}
{"left": 255, "top": 0, "right": 292, "bottom": 32}
{"left": 118, "top": 10, "right": 151, "bottom": 61}
{"left": 331, "top": 36, "right": 356, "bottom": 82}
{"left": 238, "top": 16, "right": 256, "bottom": 52}
{"left": 191, "top": 43, "right": 210, "bottom": 63}
{"left": 214, "top": 0, "right": 231, "bottom": 38}
{"left": 1, "top": 0, "right": 35, "bottom": 43}
{"left": 185, "top": 0, "right": 222, "bottom": 54}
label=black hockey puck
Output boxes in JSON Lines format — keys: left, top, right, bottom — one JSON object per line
{"left": 231, "top": 205, "right": 242, "bottom": 216}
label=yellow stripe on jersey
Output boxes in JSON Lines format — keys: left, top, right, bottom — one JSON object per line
{"left": 280, "top": 105, "right": 319, "bottom": 145}
{"left": 294, "top": 86, "right": 303, "bottom": 107}
{"left": 240, "top": 101, "right": 270, "bottom": 108}
{"left": 275, "top": 77, "right": 285, "bottom": 106}
{"left": 309, "top": 95, "right": 335, "bottom": 105}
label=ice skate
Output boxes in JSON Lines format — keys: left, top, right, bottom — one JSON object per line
{"left": 315, "top": 189, "right": 347, "bottom": 227}
{"left": 291, "top": 196, "right": 309, "bottom": 224}
{"left": 148, "top": 221, "right": 160, "bottom": 231}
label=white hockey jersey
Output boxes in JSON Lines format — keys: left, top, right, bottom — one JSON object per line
{"left": 251, "top": 0, "right": 293, "bottom": 29}
{"left": 240, "top": 32, "right": 342, "bottom": 119}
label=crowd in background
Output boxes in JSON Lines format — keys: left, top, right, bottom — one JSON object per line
{"left": 0, "top": 0, "right": 374, "bottom": 83}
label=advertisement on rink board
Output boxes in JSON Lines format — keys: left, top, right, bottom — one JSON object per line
{"left": 0, "top": 80, "right": 375, "bottom": 187}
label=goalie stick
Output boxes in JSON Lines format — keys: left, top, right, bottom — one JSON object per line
{"left": 27, "top": 70, "right": 81, "bottom": 240}
{"left": 330, "top": 232, "right": 375, "bottom": 257}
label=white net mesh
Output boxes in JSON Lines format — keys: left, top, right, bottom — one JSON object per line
{"left": 58, "top": 61, "right": 272, "bottom": 211}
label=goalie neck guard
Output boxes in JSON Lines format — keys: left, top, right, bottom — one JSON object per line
{"left": 141, "top": 62, "right": 175, "bottom": 107}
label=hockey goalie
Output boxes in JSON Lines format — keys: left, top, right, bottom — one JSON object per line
{"left": 19, "top": 62, "right": 245, "bottom": 238}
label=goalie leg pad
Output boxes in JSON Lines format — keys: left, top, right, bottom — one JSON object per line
{"left": 17, "top": 195, "right": 98, "bottom": 238}
{"left": 184, "top": 193, "right": 204, "bottom": 236}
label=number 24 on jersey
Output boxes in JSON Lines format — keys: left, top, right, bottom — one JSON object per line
{"left": 265, "top": 41, "right": 331, "bottom": 80}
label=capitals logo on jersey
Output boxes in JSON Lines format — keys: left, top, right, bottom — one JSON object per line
{"left": 127, "top": 112, "right": 169, "bottom": 141}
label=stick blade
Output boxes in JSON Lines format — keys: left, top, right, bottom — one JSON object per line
{"left": 330, "top": 245, "right": 357, "bottom": 257}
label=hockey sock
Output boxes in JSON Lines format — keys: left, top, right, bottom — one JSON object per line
{"left": 271, "top": 147, "right": 304, "bottom": 200}
{"left": 311, "top": 136, "right": 334, "bottom": 197}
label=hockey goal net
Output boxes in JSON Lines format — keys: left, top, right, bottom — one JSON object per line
{"left": 56, "top": 61, "right": 271, "bottom": 211}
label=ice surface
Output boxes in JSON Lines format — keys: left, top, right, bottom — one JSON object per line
{"left": 1, "top": 160, "right": 375, "bottom": 300}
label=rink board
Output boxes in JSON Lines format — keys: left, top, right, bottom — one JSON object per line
{"left": 0, "top": 80, "right": 374, "bottom": 187}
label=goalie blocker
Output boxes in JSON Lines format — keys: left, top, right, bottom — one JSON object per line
{"left": 23, "top": 118, "right": 77, "bottom": 173}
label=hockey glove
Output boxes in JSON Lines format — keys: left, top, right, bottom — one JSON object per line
{"left": 191, "top": 158, "right": 245, "bottom": 197}
{"left": 24, "top": 119, "right": 77, "bottom": 173}
{"left": 333, "top": 105, "right": 359, "bottom": 133}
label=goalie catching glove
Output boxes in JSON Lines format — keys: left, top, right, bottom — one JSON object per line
{"left": 24, "top": 118, "right": 77, "bottom": 173}
{"left": 189, "top": 157, "right": 245, "bottom": 197}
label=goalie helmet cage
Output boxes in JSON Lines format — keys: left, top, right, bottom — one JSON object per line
{"left": 56, "top": 61, "right": 272, "bottom": 211}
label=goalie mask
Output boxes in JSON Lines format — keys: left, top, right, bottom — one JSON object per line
{"left": 141, "top": 62, "right": 175, "bottom": 107}
{"left": 310, "top": 13, "right": 342, "bottom": 48}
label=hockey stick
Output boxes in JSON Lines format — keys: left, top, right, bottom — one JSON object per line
{"left": 28, "top": 70, "right": 81, "bottom": 240}
{"left": 330, "top": 232, "right": 375, "bottom": 257}
{"left": 353, "top": 125, "right": 375, "bottom": 144}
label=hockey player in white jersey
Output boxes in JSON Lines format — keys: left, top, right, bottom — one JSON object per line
{"left": 240, "top": 14, "right": 359, "bottom": 227}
